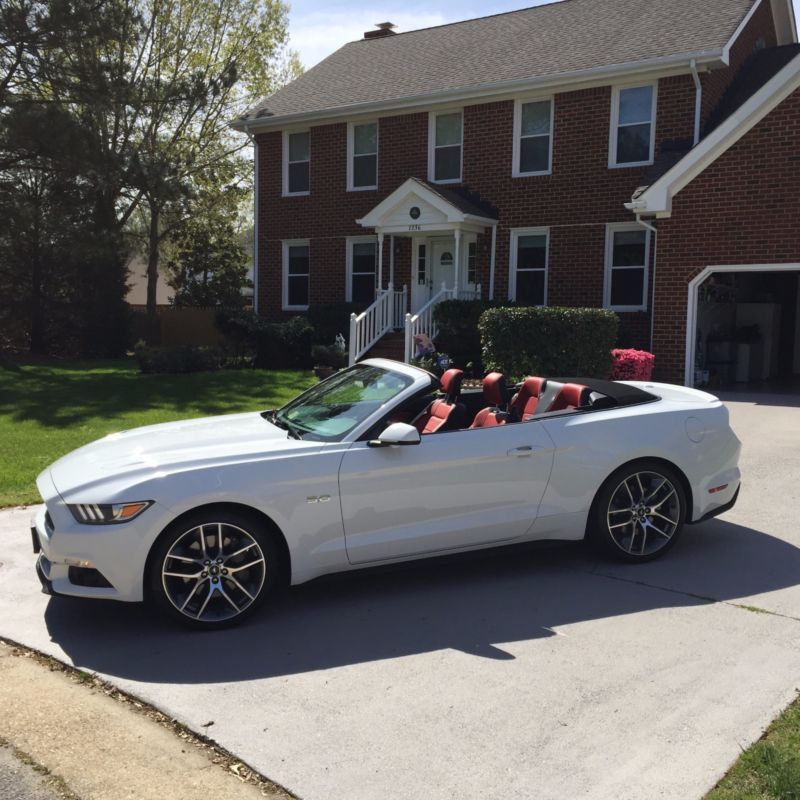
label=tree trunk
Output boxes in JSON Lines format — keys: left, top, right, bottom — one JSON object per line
{"left": 146, "top": 202, "right": 160, "bottom": 343}
{"left": 29, "top": 189, "right": 45, "bottom": 354}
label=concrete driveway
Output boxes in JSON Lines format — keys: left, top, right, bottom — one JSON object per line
{"left": 2, "top": 393, "right": 800, "bottom": 800}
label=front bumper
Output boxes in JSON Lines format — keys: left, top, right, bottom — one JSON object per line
{"left": 31, "top": 471, "right": 175, "bottom": 602}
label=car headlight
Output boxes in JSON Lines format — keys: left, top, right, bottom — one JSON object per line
{"left": 68, "top": 501, "right": 152, "bottom": 525}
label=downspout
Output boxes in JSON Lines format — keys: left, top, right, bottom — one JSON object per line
{"left": 247, "top": 131, "right": 260, "bottom": 314}
{"left": 690, "top": 59, "right": 702, "bottom": 146}
{"left": 636, "top": 214, "right": 658, "bottom": 353}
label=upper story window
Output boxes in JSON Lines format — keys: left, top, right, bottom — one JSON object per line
{"left": 513, "top": 98, "right": 553, "bottom": 176}
{"left": 604, "top": 223, "right": 649, "bottom": 311}
{"left": 509, "top": 228, "right": 548, "bottom": 306}
{"left": 283, "top": 130, "right": 310, "bottom": 196}
{"left": 428, "top": 110, "right": 463, "bottom": 183}
{"left": 282, "top": 240, "right": 310, "bottom": 310}
{"left": 609, "top": 84, "right": 656, "bottom": 167}
{"left": 348, "top": 122, "right": 378, "bottom": 191}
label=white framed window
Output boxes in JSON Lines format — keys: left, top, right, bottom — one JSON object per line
{"left": 513, "top": 97, "right": 553, "bottom": 177}
{"left": 467, "top": 240, "right": 477, "bottom": 285}
{"left": 509, "top": 228, "right": 548, "bottom": 305}
{"left": 416, "top": 243, "right": 427, "bottom": 285}
{"left": 347, "top": 121, "right": 378, "bottom": 191}
{"left": 604, "top": 223, "right": 650, "bottom": 311}
{"left": 283, "top": 130, "right": 310, "bottom": 196}
{"left": 346, "top": 236, "right": 377, "bottom": 304}
{"left": 282, "top": 239, "right": 310, "bottom": 310}
{"left": 428, "top": 110, "right": 463, "bottom": 184}
{"left": 609, "top": 83, "right": 657, "bottom": 168}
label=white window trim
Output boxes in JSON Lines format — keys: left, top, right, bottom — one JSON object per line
{"left": 346, "top": 235, "right": 378, "bottom": 302}
{"left": 427, "top": 109, "right": 463, "bottom": 184}
{"left": 603, "top": 222, "right": 650, "bottom": 312}
{"left": 512, "top": 96, "right": 553, "bottom": 178}
{"left": 282, "top": 129, "right": 310, "bottom": 197}
{"left": 608, "top": 82, "right": 657, "bottom": 169}
{"left": 466, "top": 237, "right": 478, "bottom": 286}
{"left": 508, "top": 227, "right": 549, "bottom": 305}
{"left": 282, "top": 238, "right": 310, "bottom": 311}
{"left": 347, "top": 121, "right": 378, "bottom": 192}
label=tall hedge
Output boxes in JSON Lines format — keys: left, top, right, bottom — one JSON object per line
{"left": 479, "top": 306, "right": 618, "bottom": 378}
{"left": 433, "top": 299, "right": 501, "bottom": 368}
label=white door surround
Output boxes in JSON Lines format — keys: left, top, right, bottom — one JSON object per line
{"left": 684, "top": 263, "right": 800, "bottom": 387}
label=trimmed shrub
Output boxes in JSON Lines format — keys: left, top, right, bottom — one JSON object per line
{"left": 433, "top": 299, "right": 504, "bottom": 370}
{"left": 134, "top": 342, "right": 223, "bottom": 374}
{"left": 311, "top": 343, "right": 347, "bottom": 369}
{"left": 609, "top": 348, "right": 655, "bottom": 381}
{"left": 479, "top": 306, "right": 618, "bottom": 379}
{"left": 215, "top": 311, "right": 314, "bottom": 368}
{"left": 307, "top": 302, "right": 361, "bottom": 346}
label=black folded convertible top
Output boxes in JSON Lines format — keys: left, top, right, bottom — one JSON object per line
{"left": 553, "top": 378, "right": 658, "bottom": 405}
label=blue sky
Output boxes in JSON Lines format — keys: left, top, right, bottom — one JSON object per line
{"left": 287, "top": 0, "right": 800, "bottom": 68}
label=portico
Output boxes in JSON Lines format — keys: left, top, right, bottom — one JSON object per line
{"left": 356, "top": 177, "right": 498, "bottom": 311}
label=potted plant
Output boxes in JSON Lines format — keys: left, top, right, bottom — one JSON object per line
{"left": 312, "top": 344, "right": 346, "bottom": 379}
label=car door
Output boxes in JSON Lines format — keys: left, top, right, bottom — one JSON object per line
{"left": 338, "top": 422, "right": 556, "bottom": 564}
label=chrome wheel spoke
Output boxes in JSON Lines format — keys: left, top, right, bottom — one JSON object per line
{"left": 180, "top": 578, "right": 207, "bottom": 612}
{"left": 217, "top": 523, "right": 225, "bottom": 559}
{"left": 224, "top": 542, "right": 257, "bottom": 562}
{"left": 226, "top": 575, "right": 255, "bottom": 601}
{"left": 645, "top": 478, "right": 667, "bottom": 503}
{"left": 651, "top": 509, "right": 679, "bottom": 527}
{"left": 163, "top": 570, "right": 203, "bottom": 579}
{"left": 651, "top": 488, "right": 676, "bottom": 510}
{"left": 228, "top": 558, "right": 265, "bottom": 573}
{"left": 196, "top": 583, "right": 215, "bottom": 618}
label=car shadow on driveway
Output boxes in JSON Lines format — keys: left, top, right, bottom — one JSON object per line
{"left": 42, "top": 518, "right": 800, "bottom": 684}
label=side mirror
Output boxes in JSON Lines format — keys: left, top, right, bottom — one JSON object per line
{"left": 368, "top": 422, "right": 421, "bottom": 448}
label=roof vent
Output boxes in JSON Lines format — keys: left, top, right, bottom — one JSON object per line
{"left": 364, "top": 22, "right": 397, "bottom": 39}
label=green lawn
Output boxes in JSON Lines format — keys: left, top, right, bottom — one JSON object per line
{"left": 706, "top": 692, "right": 800, "bottom": 799}
{"left": 0, "top": 360, "right": 314, "bottom": 507}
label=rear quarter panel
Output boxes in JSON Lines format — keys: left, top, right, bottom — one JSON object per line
{"left": 533, "top": 390, "right": 740, "bottom": 538}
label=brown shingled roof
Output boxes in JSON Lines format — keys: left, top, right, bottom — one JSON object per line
{"left": 238, "top": 0, "right": 755, "bottom": 124}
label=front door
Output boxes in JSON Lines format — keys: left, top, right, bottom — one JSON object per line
{"left": 430, "top": 238, "right": 456, "bottom": 294}
{"left": 338, "top": 423, "right": 556, "bottom": 564}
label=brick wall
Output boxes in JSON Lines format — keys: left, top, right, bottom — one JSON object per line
{"left": 653, "top": 86, "right": 800, "bottom": 383}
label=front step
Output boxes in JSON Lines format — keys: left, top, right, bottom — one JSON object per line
{"left": 363, "top": 331, "right": 405, "bottom": 362}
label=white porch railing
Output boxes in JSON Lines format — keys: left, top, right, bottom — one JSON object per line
{"left": 404, "top": 283, "right": 481, "bottom": 363}
{"left": 348, "top": 284, "right": 407, "bottom": 366}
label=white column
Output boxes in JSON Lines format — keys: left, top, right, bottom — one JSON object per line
{"left": 377, "top": 232, "right": 384, "bottom": 291}
{"left": 453, "top": 228, "right": 461, "bottom": 297}
{"left": 389, "top": 235, "right": 395, "bottom": 287}
{"left": 488, "top": 224, "right": 497, "bottom": 301}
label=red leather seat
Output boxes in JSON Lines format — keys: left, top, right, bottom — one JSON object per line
{"left": 510, "top": 376, "right": 547, "bottom": 421}
{"left": 415, "top": 368, "right": 467, "bottom": 434}
{"left": 470, "top": 372, "right": 510, "bottom": 428}
{"left": 546, "top": 383, "right": 591, "bottom": 412}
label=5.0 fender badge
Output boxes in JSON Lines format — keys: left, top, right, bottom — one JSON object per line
{"left": 306, "top": 495, "right": 331, "bottom": 504}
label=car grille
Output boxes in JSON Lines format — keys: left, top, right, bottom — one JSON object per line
{"left": 68, "top": 566, "right": 113, "bottom": 589}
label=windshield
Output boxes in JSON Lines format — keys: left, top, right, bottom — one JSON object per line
{"left": 273, "top": 365, "right": 414, "bottom": 441}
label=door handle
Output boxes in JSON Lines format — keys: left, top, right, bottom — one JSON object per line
{"left": 507, "top": 445, "right": 533, "bottom": 456}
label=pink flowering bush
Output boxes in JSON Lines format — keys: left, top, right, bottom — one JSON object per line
{"left": 609, "top": 348, "right": 655, "bottom": 381}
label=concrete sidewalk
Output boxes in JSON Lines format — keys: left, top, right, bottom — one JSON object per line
{"left": 1, "top": 393, "right": 800, "bottom": 800}
{"left": 0, "top": 642, "right": 289, "bottom": 799}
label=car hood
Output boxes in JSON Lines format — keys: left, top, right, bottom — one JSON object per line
{"left": 47, "top": 411, "right": 321, "bottom": 500}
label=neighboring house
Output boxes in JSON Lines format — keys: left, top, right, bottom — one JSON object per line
{"left": 232, "top": 0, "right": 800, "bottom": 385}
{"left": 125, "top": 254, "right": 175, "bottom": 308}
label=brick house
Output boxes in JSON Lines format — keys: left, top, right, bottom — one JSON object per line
{"left": 232, "top": 0, "right": 800, "bottom": 386}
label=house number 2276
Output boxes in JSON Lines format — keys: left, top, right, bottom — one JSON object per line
{"left": 408, "top": 224, "right": 421, "bottom": 231}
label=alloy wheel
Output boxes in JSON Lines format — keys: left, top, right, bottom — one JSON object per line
{"left": 161, "top": 522, "right": 267, "bottom": 623}
{"left": 606, "top": 470, "right": 681, "bottom": 557}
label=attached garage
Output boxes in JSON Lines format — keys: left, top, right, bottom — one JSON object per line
{"left": 628, "top": 47, "right": 800, "bottom": 387}
{"left": 687, "top": 264, "right": 800, "bottom": 388}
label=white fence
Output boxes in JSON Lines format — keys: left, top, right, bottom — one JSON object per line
{"left": 348, "top": 285, "right": 407, "bottom": 366}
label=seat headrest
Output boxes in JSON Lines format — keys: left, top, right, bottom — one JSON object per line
{"left": 482, "top": 372, "right": 507, "bottom": 407}
{"left": 553, "top": 383, "right": 592, "bottom": 410}
{"left": 521, "top": 376, "right": 546, "bottom": 399}
{"left": 439, "top": 368, "right": 464, "bottom": 400}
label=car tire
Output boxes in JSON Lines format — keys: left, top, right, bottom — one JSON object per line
{"left": 148, "top": 510, "right": 280, "bottom": 629}
{"left": 588, "top": 460, "right": 687, "bottom": 563}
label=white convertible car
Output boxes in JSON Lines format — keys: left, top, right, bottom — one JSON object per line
{"left": 32, "top": 359, "right": 741, "bottom": 628}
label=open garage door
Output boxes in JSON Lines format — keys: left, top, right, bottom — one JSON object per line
{"left": 686, "top": 264, "right": 800, "bottom": 391}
